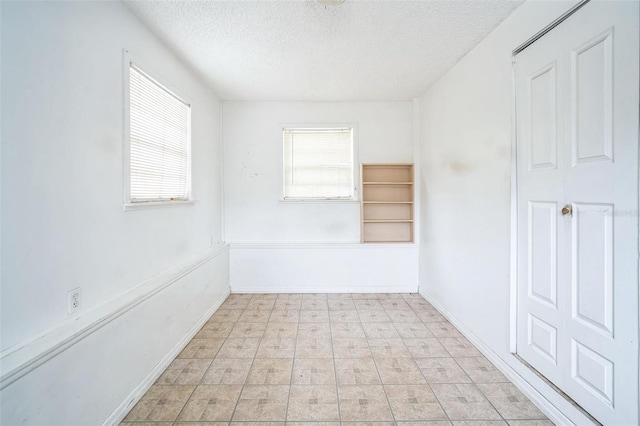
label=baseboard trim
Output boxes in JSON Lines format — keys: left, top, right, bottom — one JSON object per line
{"left": 103, "top": 288, "right": 229, "bottom": 426}
{"left": 230, "top": 242, "right": 418, "bottom": 250}
{"left": 418, "top": 288, "right": 574, "bottom": 426}
{"left": 0, "top": 244, "right": 229, "bottom": 390}
{"left": 231, "top": 285, "right": 419, "bottom": 294}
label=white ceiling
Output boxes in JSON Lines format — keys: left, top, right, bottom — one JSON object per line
{"left": 123, "top": 0, "right": 524, "bottom": 101}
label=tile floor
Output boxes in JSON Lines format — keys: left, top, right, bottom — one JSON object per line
{"left": 121, "top": 293, "right": 553, "bottom": 425}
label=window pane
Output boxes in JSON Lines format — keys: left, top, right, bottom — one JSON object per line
{"left": 283, "top": 128, "right": 353, "bottom": 199}
{"left": 129, "top": 65, "right": 191, "bottom": 202}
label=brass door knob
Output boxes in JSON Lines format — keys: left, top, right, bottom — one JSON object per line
{"left": 561, "top": 205, "right": 572, "bottom": 216}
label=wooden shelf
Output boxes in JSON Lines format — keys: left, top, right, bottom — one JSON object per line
{"left": 361, "top": 164, "right": 414, "bottom": 243}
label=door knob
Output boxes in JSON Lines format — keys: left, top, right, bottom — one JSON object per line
{"left": 561, "top": 205, "right": 572, "bottom": 216}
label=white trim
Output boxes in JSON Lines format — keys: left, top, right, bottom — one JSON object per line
{"left": 412, "top": 98, "right": 421, "bottom": 245}
{"left": 509, "top": 57, "right": 519, "bottom": 354}
{"left": 103, "top": 288, "right": 230, "bottom": 426}
{"left": 419, "top": 288, "right": 578, "bottom": 426}
{"left": 123, "top": 199, "right": 195, "bottom": 211}
{"left": 230, "top": 242, "right": 417, "bottom": 250}
{"left": 0, "top": 244, "right": 229, "bottom": 390}
{"left": 232, "top": 285, "right": 418, "bottom": 294}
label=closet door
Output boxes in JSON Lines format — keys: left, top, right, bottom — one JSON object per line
{"left": 515, "top": 2, "right": 638, "bottom": 424}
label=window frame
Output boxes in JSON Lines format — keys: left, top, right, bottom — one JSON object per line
{"left": 279, "top": 123, "right": 359, "bottom": 202}
{"left": 123, "top": 50, "right": 194, "bottom": 211}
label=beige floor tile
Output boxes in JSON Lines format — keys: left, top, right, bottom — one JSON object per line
{"left": 295, "top": 338, "right": 334, "bottom": 358}
{"left": 415, "top": 358, "right": 472, "bottom": 384}
{"left": 229, "top": 322, "right": 268, "bottom": 338}
{"left": 178, "top": 338, "right": 224, "bottom": 359}
{"left": 302, "top": 299, "right": 329, "bottom": 310}
{"left": 417, "top": 310, "right": 448, "bottom": 323}
{"left": 123, "top": 384, "right": 194, "bottom": 422}
{"left": 477, "top": 383, "right": 546, "bottom": 420}
{"left": 354, "top": 299, "right": 384, "bottom": 310}
{"left": 403, "top": 338, "right": 449, "bottom": 358}
{"left": 264, "top": 322, "right": 298, "bottom": 338}
{"left": 286, "top": 423, "right": 340, "bottom": 426}
{"left": 375, "top": 357, "right": 426, "bottom": 384}
{"left": 298, "top": 323, "right": 332, "bottom": 338}
{"left": 328, "top": 299, "right": 357, "bottom": 311}
{"left": 275, "top": 299, "right": 302, "bottom": 309}
{"left": 208, "top": 309, "right": 243, "bottom": 323}
{"left": 228, "top": 423, "right": 284, "bottom": 426}
{"left": 385, "top": 310, "right": 421, "bottom": 323}
{"left": 287, "top": 385, "right": 340, "bottom": 421}
{"left": 506, "top": 421, "right": 554, "bottom": 426}
{"left": 352, "top": 293, "right": 379, "bottom": 300}
{"left": 299, "top": 310, "right": 331, "bottom": 323}
{"left": 428, "top": 323, "right": 464, "bottom": 338}
{"left": 394, "top": 323, "right": 435, "bottom": 339}
{"left": 217, "top": 338, "right": 261, "bottom": 358}
{"left": 362, "top": 322, "right": 399, "bottom": 338}
{"left": 331, "top": 322, "right": 366, "bottom": 338}
{"left": 256, "top": 338, "right": 296, "bottom": 358}
{"left": 278, "top": 293, "right": 303, "bottom": 300}
{"left": 293, "top": 358, "right": 336, "bottom": 384}
{"left": 196, "top": 322, "right": 234, "bottom": 339}
{"left": 246, "top": 299, "right": 276, "bottom": 310}
{"left": 384, "top": 384, "right": 448, "bottom": 420}
{"left": 337, "top": 385, "right": 394, "bottom": 421}
{"left": 439, "top": 337, "right": 483, "bottom": 358}
{"left": 270, "top": 309, "right": 301, "bottom": 322}
{"left": 397, "top": 422, "right": 453, "bottom": 426}
{"left": 250, "top": 294, "right": 279, "bottom": 300}
{"left": 332, "top": 337, "right": 371, "bottom": 358}
{"left": 341, "top": 422, "right": 396, "bottom": 426}
{"left": 302, "top": 293, "right": 329, "bottom": 300}
{"left": 201, "top": 358, "right": 253, "bottom": 384}
{"left": 329, "top": 310, "right": 361, "bottom": 322}
{"left": 232, "top": 384, "right": 290, "bottom": 421}
{"left": 379, "top": 299, "right": 412, "bottom": 310}
{"left": 239, "top": 309, "right": 273, "bottom": 323}
{"left": 121, "top": 422, "right": 174, "bottom": 426}
{"left": 247, "top": 358, "right": 294, "bottom": 384}
{"left": 358, "top": 310, "right": 392, "bottom": 323}
{"left": 335, "top": 357, "right": 381, "bottom": 385}
{"left": 456, "top": 357, "right": 508, "bottom": 383}
{"left": 156, "top": 359, "right": 212, "bottom": 385}
{"left": 452, "top": 422, "right": 507, "bottom": 426}
{"left": 368, "top": 338, "right": 412, "bottom": 358}
{"left": 430, "top": 383, "right": 501, "bottom": 421}
{"left": 219, "top": 298, "right": 251, "bottom": 310}
{"left": 177, "top": 384, "right": 242, "bottom": 421}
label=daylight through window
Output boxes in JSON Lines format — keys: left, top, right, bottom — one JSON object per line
{"left": 283, "top": 128, "right": 353, "bottom": 199}
{"left": 129, "top": 64, "right": 191, "bottom": 203}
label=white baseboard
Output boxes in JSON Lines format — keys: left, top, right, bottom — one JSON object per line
{"left": 419, "top": 288, "right": 578, "bottom": 426}
{"left": 231, "top": 285, "right": 418, "bottom": 294}
{"left": 103, "top": 288, "right": 230, "bottom": 426}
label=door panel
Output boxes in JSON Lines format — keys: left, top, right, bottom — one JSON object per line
{"left": 515, "top": 2, "right": 638, "bottom": 424}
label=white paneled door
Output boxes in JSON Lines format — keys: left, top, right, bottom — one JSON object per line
{"left": 515, "top": 1, "right": 638, "bottom": 424}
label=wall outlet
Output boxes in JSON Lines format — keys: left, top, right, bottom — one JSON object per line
{"left": 68, "top": 287, "right": 81, "bottom": 314}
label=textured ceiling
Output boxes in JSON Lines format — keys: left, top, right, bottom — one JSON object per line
{"left": 123, "top": 0, "right": 524, "bottom": 101}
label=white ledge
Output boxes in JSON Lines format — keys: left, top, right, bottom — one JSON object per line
{"left": 0, "top": 244, "right": 229, "bottom": 390}
{"left": 123, "top": 200, "right": 195, "bottom": 211}
{"left": 229, "top": 242, "right": 417, "bottom": 249}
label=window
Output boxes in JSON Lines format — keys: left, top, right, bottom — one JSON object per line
{"left": 283, "top": 128, "right": 354, "bottom": 200}
{"left": 127, "top": 62, "right": 191, "bottom": 204}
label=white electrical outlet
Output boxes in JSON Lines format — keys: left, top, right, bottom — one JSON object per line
{"left": 68, "top": 287, "right": 81, "bottom": 314}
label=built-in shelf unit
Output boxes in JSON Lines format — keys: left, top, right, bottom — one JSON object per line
{"left": 361, "top": 163, "right": 414, "bottom": 243}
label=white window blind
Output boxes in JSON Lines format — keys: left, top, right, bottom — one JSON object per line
{"left": 129, "top": 64, "right": 191, "bottom": 202}
{"left": 283, "top": 128, "right": 353, "bottom": 199}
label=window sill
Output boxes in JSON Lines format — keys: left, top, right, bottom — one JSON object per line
{"left": 123, "top": 200, "right": 195, "bottom": 211}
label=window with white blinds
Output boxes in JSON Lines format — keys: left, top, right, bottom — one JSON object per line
{"left": 283, "top": 128, "right": 354, "bottom": 199}
{"left": 128, "top": 64, "right": 191, "bottom": 203}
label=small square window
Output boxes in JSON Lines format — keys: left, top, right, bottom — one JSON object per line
{"left": 127, "top": 62, "right": 191, "bottom": 204}
{"left": 283, "top": 127, "right": 354, "bottom": 200}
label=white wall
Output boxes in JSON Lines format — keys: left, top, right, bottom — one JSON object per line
{"left": 224, "top": 102, "right": 418, "bottom": 292}
{"left": 418, "top": 0, "right": 595, "bottom": 424}
{"left": 0, "top": 1, "right": 228, "bottom": 424}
